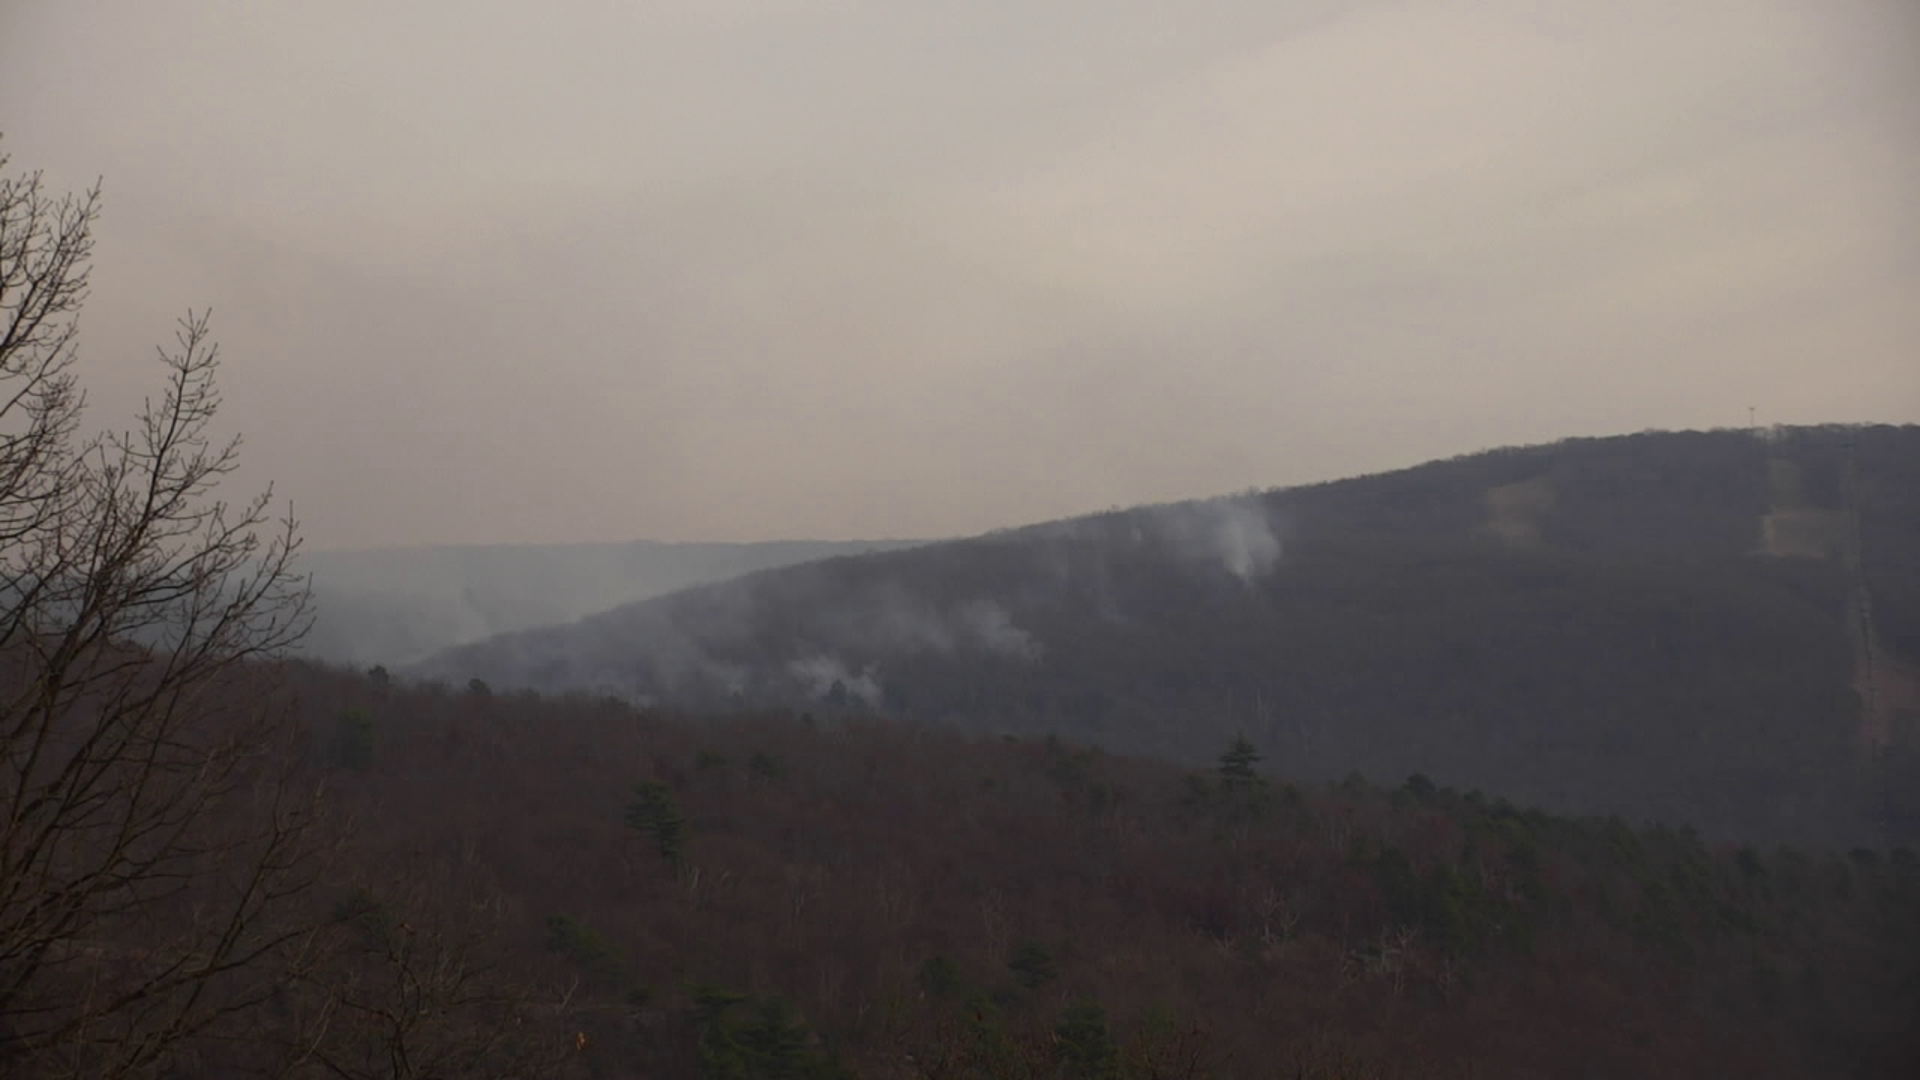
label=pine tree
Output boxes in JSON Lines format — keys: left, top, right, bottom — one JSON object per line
{"left": 625, "top": 781, "right": 689, "bottom": 870}
{"left": 1054, "top": 1000, "right": 1119, "bottom": 1080}
{"left": 334, "top": 707, "right": 376, "bottom": 771}
{"left": 1217, "top": 733, "right": 1264, "bottom": 786}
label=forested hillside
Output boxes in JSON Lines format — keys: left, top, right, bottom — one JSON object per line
{"left": 414, "top": 426, "right": 1920, "bottom": 847}
{"left": 120, "top": 668, "right": 1920, "bottom": 1077}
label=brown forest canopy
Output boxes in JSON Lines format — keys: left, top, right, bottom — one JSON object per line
{"left": 259, "top": 670, "right": 1920, "bottom": 1078}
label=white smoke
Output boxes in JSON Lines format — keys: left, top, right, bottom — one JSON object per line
{"left": 786, "top": 655, "right": 883, "bottom": 707}
{"left": 701, "top": 661, "right": 750, "bottom": 696}
{"left": 1204, "top": 499, "right": 1283, "bottom": 582}
{"left": 956, "top": 599, "right": 1043, "bottom": 661}
{"left": 817, "top": 582, "right": 1042, "bottom": 662}
{"left": 859, "top": 582, "right": 960, "bottom": 653}
{"left": 1153, "top": 496, "right": 1283, "bottom": 583}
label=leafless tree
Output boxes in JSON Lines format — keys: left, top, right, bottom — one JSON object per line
{"left": 271, "top": 863, "right": 582, "bottom": 1080}
{"left": 0, "top": 141, "right": 323, "bottom": 1077}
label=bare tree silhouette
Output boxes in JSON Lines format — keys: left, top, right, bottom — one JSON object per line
{"left": 0, "top": 139, "right": 321, "bottom": 1078}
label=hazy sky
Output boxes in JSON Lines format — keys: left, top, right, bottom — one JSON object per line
{"left": 3, "top": 0, "right": 1917, "bottom": 550}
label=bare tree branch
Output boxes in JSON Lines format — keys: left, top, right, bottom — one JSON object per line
{"left": 0, "top": 138, "right": 325, "bottom": 1080}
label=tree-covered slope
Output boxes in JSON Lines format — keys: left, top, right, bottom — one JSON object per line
{"left": 413, "top": 426, "right": 1920, "bottom": 846}
{"left": 278, "top": 669, "right": 1920, "bottom": 1079}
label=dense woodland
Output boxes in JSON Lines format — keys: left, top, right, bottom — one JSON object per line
{"left": 18, "top": 663, "right": 1920, "bottom": 1078}
{"left": 417, "top": 426, "right": 1920, "bottom": 850}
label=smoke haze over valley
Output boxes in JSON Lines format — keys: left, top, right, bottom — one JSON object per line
{"left": 4, "top": 1, "right": 1920, "bottom": 1075}
{"left": 412, "top": 427, "right": 1920, "bottom": 849}
{"left": 411, "top": 492, "right": 1290, "bottom": 704}
{"left": 298, "top": 537, "right": 924, "bottom": 667}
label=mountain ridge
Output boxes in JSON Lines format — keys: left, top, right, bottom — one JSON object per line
{"left": 300, "top": 536, "right": 930, "bottom": 667}
{"left": 410, "top": 424, "right": 1920, "bottom": 847}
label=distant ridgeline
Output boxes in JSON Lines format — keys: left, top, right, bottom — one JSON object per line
{"left": 299, "top": 537, "right": 927, "bottom": 668}
{"left": 411, "top": 425, "right": 1920, "bottom": 848}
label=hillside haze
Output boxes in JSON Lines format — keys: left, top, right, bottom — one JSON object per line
{"left": 299, "top": 537, "right": 926, "bottom": 667}
{"left": 412, "top": 425, "right": 1920, "bottom": 847}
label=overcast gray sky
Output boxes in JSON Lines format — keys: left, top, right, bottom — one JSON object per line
{"left": 3, "top": 0, "right": 1916, "bottom": 550}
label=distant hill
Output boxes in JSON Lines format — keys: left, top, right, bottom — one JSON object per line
{"left": 299, "top": 537, "right": 927, "bottom": 667}
{"left": 410, "top": 425, "right": 1920, "bottom": 847}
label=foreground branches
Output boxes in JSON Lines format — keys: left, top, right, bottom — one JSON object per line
{"left": 0, "top": 143, "right": 320, "bottom": 1078}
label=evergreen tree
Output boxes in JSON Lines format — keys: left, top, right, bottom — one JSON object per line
{"left": 1216, "top": 733, "right": 1264, "bottom": 786}
{"left": 625, "top": 781, "right": 689, "bottom": 870}
{"left": 1008, "top": 941, "right": 1058, "bottom": 990}
{"left": 334, "top": 707, "right": 376, "bottom": 771}
{"left": 1054, "top": 1000, "right": 1119, "bottom": 1080}
{"left": 690, "top": 985, "right": 850, "bottom": 1080}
